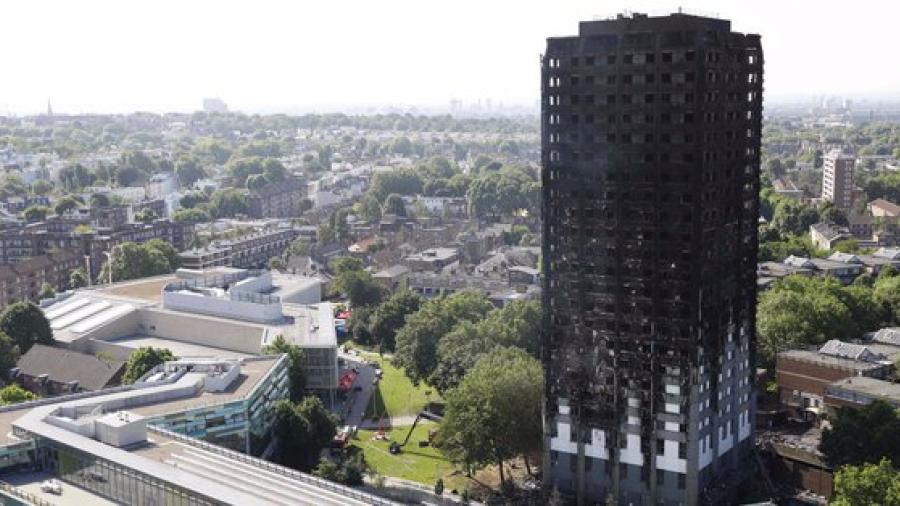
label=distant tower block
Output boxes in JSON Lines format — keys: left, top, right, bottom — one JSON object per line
{"left": 46, "top": 98, "right": 53, "bottom": 117}
{"left": 202, "top": 98, "right": 228, "bottom": 113}
{"left": 821, "top": 150, "right": 856, "bottom": 210}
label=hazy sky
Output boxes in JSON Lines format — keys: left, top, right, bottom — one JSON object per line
{"left": 1, "top": 0, "right": 897, "bottom": 115}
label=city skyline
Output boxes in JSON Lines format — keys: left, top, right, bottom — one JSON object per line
{"left": 2, "top": 0, "right": 900, "bottom": 115}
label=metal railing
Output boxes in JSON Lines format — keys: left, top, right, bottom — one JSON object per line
{"left": 147, "top": 426, "right": 396, "bottom": 505}
{"left": 0, "top": 479, "right": 55, "bottom": 506}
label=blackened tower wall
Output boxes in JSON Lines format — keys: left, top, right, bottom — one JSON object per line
{"left": 540, "top": 13, "right": 762, "bottom": 506}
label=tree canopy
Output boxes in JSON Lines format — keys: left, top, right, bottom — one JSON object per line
{"left": 122, "top": 347, "right": 175, "bottom": 384}
{"left": 831, "top": 458, "right": 900, "bottom": 506}
{"left": 438, "top": 347, "right": 543, "bottom": 485}
{"left": 273, "top": 397, "right": 337, "bottom": 472}
{"left": 393, "top": 291, "right": 494, "bottom": 384}
{"left": 821, "top": 401, "right": 900, "bottom": 468}
{"left": 0, "top": 301, "right": 53, "bottom": 354}
{"left": 262, "top": 335, "right": 306, "bottom": 400}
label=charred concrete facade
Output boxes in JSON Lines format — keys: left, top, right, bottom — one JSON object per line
{"left": 540, "top": 14, "right": 762, "bottom": 505}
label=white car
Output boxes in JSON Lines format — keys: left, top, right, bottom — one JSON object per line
{"left": 40, "top": 479, "right": 62, "bottom": 494}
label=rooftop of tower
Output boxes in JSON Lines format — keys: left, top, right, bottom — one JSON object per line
{"left": 578, "top": 11, "right": 731, "bottom": 36}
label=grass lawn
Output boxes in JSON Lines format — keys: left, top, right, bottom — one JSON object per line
{"left": 361, "top": 352, "right": 441, "bottom": 420}
{"left": 352, "top": 422, "right": 467, "bottom": 490}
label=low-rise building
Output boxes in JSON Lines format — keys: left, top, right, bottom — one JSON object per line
{"left": 373, "top": 264, "right": 410, "bottom": 292}
{"left": 776, "top": 341, "right": 893, "bottom": 420}
{"left": 178, "top": 228, "right": 298, "bottom": 270}
{"left": 403, "top": 247, "right": 459, "bottom": 272}
{"left": 824, "top": 376, "right": 900, "bottom": 411}
{"left": 809, "top": 222, "right": 850, "bottom": 250}
{"left": 783, "top": 255, "right": 863, "bottom": 284}
{"left": 13, "top": 344, "right": 125, "bottom": 396}
{"left": 246, "top": 176, "right": 306, "bottom": 218}
{"left": 869, "top": 198, "right": 900, "bottom": 217}
{"left": 40, "top": 269, "right": 338, "bottom": 404}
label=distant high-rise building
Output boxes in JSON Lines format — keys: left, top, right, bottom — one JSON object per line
{"left": 202, "top": 97, "right": 228, "bottom": 113}
{"left": 822, "top": 149, "right": 855, "bottom": 210}
{"left": 541, "top": 13, "right": 762, "bottom": 505}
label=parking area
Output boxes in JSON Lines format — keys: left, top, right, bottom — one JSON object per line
{"left": 333, "top": 352, "right": 379, "bottom": 426}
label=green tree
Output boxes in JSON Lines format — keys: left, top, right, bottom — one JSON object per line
{"left": 121, "top": 347, "right": 175, "bottom": 384}
{"left": 756, "top": 276, "right": 878, "bottom": 364}
{"left": 98, "top": 241, "right": 176, "bottom": 283}
{"left": 69, "top": 267, "right": 88, "bottom": 289}
{"left": 820, "top": 401, "right": 900, "bottom": 468}
{"left": 174, "top": 157, "right": 206, "bottom": 186}
{"left": 31, "top": 179, "right": 53, "bottom": 196}
{"left": 209, "top": 188, "right": 248, "bottom": 218}
{"left": 0, "top": 332, "right": 20, "bottom": 377}
{"left": 273, "top": 397, "right": 337, "bottom": 471}
{"left": 37, "top": 282, "right": 56, "bottom": 301}
{"left": 382, "top": 193, "right": 407, "bottom": 217}
{"left": 133, "top": 207, "right": 157, "bottom": 224}
{"left": 832, "top": 459, "right": 900, "bottom": 506}
{"left": 438, "top": 347, "right": 543, "bottom": 485}
{"left": 262, "top": 335, "right": 306, "bottom": 400}
{"left": 23, "top": 205, "right": 50, "bottom": 223}
{"left": 874, "top": 275, "right": 900, "bottom": 325}
{"left": 393, "top": 291, "right": 493, "bottom": 384}
{"left": 179, "top": 191, "right": 209, "bottom": 209}
{"left": 0, "top": 384, "right": 37, "bottom": 405}
{"left": 54, "top": 195, "right": 82, "bottom": 216}
{"left": 89, "top": 193, "right": 111, "bottom": 208}
{"left": 0, "top": 302, "right": 53, "bottom": 354}
{"left": 366, "top": 290, "right": 423, "bottom": 352}
{"left": 173, "top": 208, "right": 210, "bottom": 223}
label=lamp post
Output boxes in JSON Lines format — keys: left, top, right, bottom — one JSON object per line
{"left": 103, "top": 245, "right": 118, "bottom": 285}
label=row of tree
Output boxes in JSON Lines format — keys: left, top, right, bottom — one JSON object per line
{"left": 97, "top": 239, "right": 180, "bottom": 284}
{"left": 757, "top": 272, "right": 900, "bottom": 365}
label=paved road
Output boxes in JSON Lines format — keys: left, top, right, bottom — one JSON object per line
{"left": 336, "top": 353, "right": 377, "bottom": 427}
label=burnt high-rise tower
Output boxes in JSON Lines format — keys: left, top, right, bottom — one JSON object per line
{"left": 540, "top": 13, "right": 762, "bottom": 505}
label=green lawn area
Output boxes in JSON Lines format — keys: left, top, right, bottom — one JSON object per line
{"left": 352, "top": 422, "right": 466, "bottom": 490}
{"left": 361, "top": 352, "right": 441, "bottom": 420}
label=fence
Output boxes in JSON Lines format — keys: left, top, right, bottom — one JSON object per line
{"left": 146, "top": 425, "right": 396, "bottom": 505}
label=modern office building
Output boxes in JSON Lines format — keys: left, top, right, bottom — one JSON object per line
{"left": 541, "top": 13, "right": 762, "bottom": 505}
{"left": 821, "top": 149, "right": 855, "bottom": 210}
{"left": 0, "top": 357, "right": 393, "bottom": 505}
{"left": 39, "top": 268, "right": 339, "bottom": 404}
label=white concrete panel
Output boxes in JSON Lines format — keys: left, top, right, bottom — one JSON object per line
{"left": 620, "top": 433, "right": 643, "bottom": 466}
{"left": 655, "top": 439, "right": 686, "bottom": 473}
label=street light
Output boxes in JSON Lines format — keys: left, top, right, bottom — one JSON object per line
{"left": 103, "top": 245, "right": 119, "bottom": 285}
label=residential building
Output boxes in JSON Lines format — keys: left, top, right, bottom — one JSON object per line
{"left": 373, "top": 264, "right": 410, "bottom": 292}
{"left": 821, "top": 150, "right": 855, "bottom": 209}
{"left": 246, "top": 177, "right": 306, "bottom": 219}
{"left": 178, "top": 228, "right": 299, "bottom": 270}
{"left": 0, "top": 219, "right": 193, "bottom": 280}
{"left": 809, "top": 222, "right": 850, "bottom": 250}
{"left": 847, "top": 214, "right": 899, "bottom": 246}
{"left": 403, "top": 247, "right": 459, "bottom": 272}
{"left": 782, "top": 255, "right": 863, "bottom": 284}
{"left": 868, "top": 198, "right": 900, "bottom": 217}
{"left": 0, "top": 250, "right": 84, "bottom": 306}
{"left": 541, "top": 13, "right": 762, "bottom": 505}
{"left": 146, "top": 172, "right": 177, "bottom": 200}
{"left": 13, "top": 344, "right": 125, "bottom": 396}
